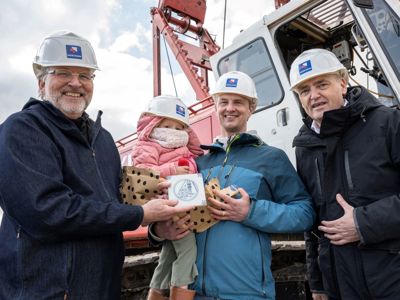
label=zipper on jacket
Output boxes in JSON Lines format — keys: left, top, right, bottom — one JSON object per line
{"left": 206, "top": 145, "right": 231, "bottom": 185}
{"left": 201, "top": 147, "right": 231, "bottom": 294}
{"left": 344, "top": 150, "right": 354, "bottom": 190}
{"left": 224, "top": 164, "right": 236, "bottom": 188}
{"left": 257, "top": 232, "right": 267, "bottom": 296}
{"left": 90, "top": 146, "right": 112, "bottom": 200}
{"left": 360, "top": 106, "right": 367, "bottom": 122}
{"left": 201, "top": 230, "right": 209, "bottom": 295}
{"left": 90, "top": 111, "right": 103, "bottom": 147}
{"left": 226, "top": 134, "right": 240, "bottom": 153}
{"left": 314, "top": 158, "right": 323, "bottom": 198}
{"left": 201, "top": 135, "right": 240, "bottom": 294}
{"left": 201, "top": 166, "right": 237, "bottom": 295}
{"left": 17, "top": 227, "right": 21, "bottom": 239}
{"left": 217, "top": 135, "right": 239, "bottom": 186}
{"left": 221, "top": 145, "right": 231, "bottom": 169}
{"left": 204, "top": 167, "right": 214, "bottom": 183}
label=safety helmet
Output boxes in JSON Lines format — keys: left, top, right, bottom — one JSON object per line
{"left": 210, "top": 71, "right": 258, "bottom": 111}
{"left": 142, "top": 95, "right": 189, "bottom": 126}
{"left": 33, "top": 31, "right": 99, "bottom": 78}
{"left": 289, "top": 48, "right": 347, "bottom": 90}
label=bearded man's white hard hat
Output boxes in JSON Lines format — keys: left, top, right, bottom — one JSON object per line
{"left": 33, "top": 31, "right": 99, "bottom": 78}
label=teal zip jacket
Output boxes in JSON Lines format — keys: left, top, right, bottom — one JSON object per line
{"left": 193, "top": 132, "right": 315, "bottom": 299}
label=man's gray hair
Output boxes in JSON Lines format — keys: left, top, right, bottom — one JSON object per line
{"left": 338, "top": 68, "right": 349, "bottom": 83}
{"left": 293, "top": 69, "right": 349, "bottom": 94}
{"left": 37, "top": 67, "right": 49, "bottom": 99}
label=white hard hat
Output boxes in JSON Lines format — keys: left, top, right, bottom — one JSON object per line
{"left": 289, "top": 48, "right": 347, "bottom": 90}
{"left": 33, "top": 31, "right": 99, "bottom": 78}
{"left": 211, "top": 71, "right": 258, "bottom": 102}
{"left": 143, "top": 95, "right": 189, "bottom": 126}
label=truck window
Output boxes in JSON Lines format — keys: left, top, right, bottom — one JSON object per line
{"left": 216, "top": 38, "right": 283, "bottom": 109}
{"left": 363, "top": 1, "right": 400, "bottom": 78}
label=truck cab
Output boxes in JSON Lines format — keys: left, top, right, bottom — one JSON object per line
{"left": 210, "top": 0, "right": 400, "bottom": 165}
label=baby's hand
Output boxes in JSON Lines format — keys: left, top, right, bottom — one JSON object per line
{"left": 157, "top": 180, "right": 170, "bottom": 196}
{"left": 176, "top": 166, "right": 190, "bottom": 174}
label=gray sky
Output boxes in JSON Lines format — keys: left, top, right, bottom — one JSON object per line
{"left": 0, "top": 0, "right": 275, "bottom": 141}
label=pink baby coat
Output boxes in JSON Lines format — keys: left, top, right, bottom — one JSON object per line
{"left": 132, "top": 115, "right": 203, "bottom": 178}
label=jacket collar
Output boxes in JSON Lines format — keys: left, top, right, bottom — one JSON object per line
{"left": 293, "top": 86, "right": 381, "bottom": 148}
{"left": 201, "top": 131, "right": 263, "bottom": 151}
{"left": 303, "top": 86, "right": 381, "bottom": 137}
{"left": 23, "top": 98, "right": 102, "bottom": 145}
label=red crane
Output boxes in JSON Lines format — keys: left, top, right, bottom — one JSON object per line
{"left": 151, "top": 0, "right": 220, "bottom": 101}
{"left": 275, "top": 0, "right": 291, "bottom": 9}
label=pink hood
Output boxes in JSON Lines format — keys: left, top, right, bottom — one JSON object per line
{"left": 132, "top": 114, "right": 203, "bottom": 177}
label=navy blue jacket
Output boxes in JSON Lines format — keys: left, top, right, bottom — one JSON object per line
{"left": 0, "top": 99, "right": 143, "bottom": 300}
{"left": 193, "top": 133, "right": 315, "bottom": 299}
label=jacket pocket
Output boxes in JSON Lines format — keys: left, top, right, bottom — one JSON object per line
{"left": 257, "top": 232, "right": 267, "bottom": 295}
{"left": 66, "top": 242, "right": 75, "bottom": 295}
{"left": 313, "top": 158, "right": 323, "bottom": 204}
{"left": 17, "top": 230, "right": 69, "bottom": 298}
{"left": 15, "top": 226, "right": 23, "bottom": 296}
{"left": 344, "top": 150, "right": 354, "bottom": 190}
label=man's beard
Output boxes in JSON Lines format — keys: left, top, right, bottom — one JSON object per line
{"left": 57, "top": 98, "right": 88, "bottom": 115}
{"left": 44, "top": 91, "right": 90, "bottom": 118}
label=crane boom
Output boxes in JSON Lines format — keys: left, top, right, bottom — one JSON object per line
{"left": 151, "top": 0, "right": 220, "bottom": 100}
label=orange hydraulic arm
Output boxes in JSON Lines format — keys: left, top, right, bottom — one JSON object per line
{"left": 151, "top": 0, "right": 220, "bottom": 101}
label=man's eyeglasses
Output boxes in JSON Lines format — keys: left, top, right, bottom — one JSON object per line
{"left": 47, "top": 69, "right": 95, "bottom": 83}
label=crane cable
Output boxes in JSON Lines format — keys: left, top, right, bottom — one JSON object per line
{"left": 349, "top": 75, "right": 394, "bottom": 99}
{"left": 350, "top": 47, "right": 394, "bottom": 100}
{"left": 162, "top": 35, "right": 178, "bottom": 97}
{"left": 222, "top": 0, "right": 227, "bottom": 49}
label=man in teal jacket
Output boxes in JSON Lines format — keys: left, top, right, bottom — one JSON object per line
{"left": 152, "top": 71, "right": 315, "bottom": 300}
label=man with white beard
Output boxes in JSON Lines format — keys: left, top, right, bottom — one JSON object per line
{"left": 0, "top": 31, "right": 189, "bottom": 300}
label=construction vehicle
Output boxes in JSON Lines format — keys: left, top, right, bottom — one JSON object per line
{"left": 117, "top": 0, "right": 400, "bottom": 299}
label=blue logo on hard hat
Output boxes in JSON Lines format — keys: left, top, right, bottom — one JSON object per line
{"left": 225, "top": 78, "right": 238, "bottom": 87}
{"left": 298, "top": 60, "right": 312, "bottom": 75}
{"left": 66, "top": 45, "right": 82, "bottom": 59}
{"left": 176, "top": 104, "right": 186, "bottom": 117}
